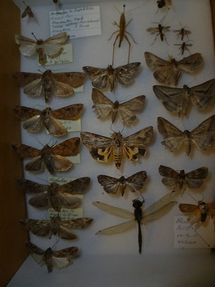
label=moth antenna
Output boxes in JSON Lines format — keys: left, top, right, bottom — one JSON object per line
{"left": 51, "top": 237, "right": 60, "bottom": 250}
{"left": 31, "top": 32, "right": 38, "bottom": 41}
{"left": 22, "top": 1, "right": 28, "bottom": 7}
{"left": 187, "top": 191, "right": 199, "bottom": 203}
{"left": 191, "top": 225, "right": 212, "bottom": 248}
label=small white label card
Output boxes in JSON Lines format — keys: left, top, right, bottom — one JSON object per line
{"left": 174, "top": 216, "right": 214, "bottom": 248}
{"left": 49, "top": 6, "right": 101, "bottom": 39}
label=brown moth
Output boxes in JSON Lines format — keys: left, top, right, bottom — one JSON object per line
{"left": 83, "top": 62, "right": 141, "bottom": 91}
{"left": 97, "top": 171, "right": 148, "bottom": 196}
{"left": 179, "top": 201, "right": 215, "bottom": 225}
{"left": 173, "top": 27, "right": 191, "bottom": 41}
{"left": 159, "top": 165, "right": 208, "bottom": 192}
{"left": 156, "top": 0, "right": 172, "bottom": 9}
{"left": 144, "top": 51, "right": 203, "bottom": 86}
{"left": 12, "top": 138, "right": 80, "bottom": 174}
{"left": 81, "top": 127, "right": 154, "bottom": 169}
{"left": 14, "top": 104, "right": 83, "bottom": 137}
{"left": 20, "top": 216, "right": 93, "bottom": 239}
{"left": 14, "top": 70, "right": 86, "bottom": 103}
{"left": 92, "top": 88, "right": 145, "bottom": 126}
{"left": 22, "top": 1, "right": 34, "bottom": 18}
{"left": 157, "top": 115, "right": 215, "bottom": 156}
{"left": 153, "top": 79, "right": 215, "bottom": 117}
{"left": 93, "top": 192, "right": 177, "bottom": 253}
{"left": 18, "top": 177, "right": 90, "bottom": 211}
{"left": 26, "top": 242, "right": 80, "bottom": 273}
{"left": 15, "top": 32, "right": 69, "bottom": 65}
{"left": 147, "top": 24, "right": 171, "bottom": 43}
{"left": 109, "top": 4, "right": 136, "bottom": 64}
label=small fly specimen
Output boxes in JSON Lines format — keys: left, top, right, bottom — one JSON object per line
{"left": 179, "top": 201, "right": 215, "bottom": 226}
{"left": 22, "top": 1, "right": 34, "bottom": 19}
{"left": 97, "top": 171, "right": 148, "bottom": 196}
{"left": 156, "top": 0, "right": 172, "bottom": 9}
{"left": 157, "top": 115, "right": 215, "bottom": 156}
{"left": 144, "top": 52, "right": 203, "bottom": 86}
{"left": 174, "top": 41, "right": 192, "bottom": 55}
{"left": 93, "top": 192, "right": 177, "bottom": 253}
{"left": 92, "top": 88, "right": 145, "bottom": 126}
{"left": 15, "top": 32, "right": 69, "bottom": 65}
{"left": 83, "top": 62, "right": 141, "bottom": 91}
{"left": 18, "top": 177, "right": 90, "bottom": 211}
{"left": 173, "top": 27, "right": 191, "bottom": 41}
{"left": 81, "top": 127, "right": 154, "bottom": 169}
{"left": 147, "top": 23, "right": 170, "bottom": 43}
{"left": 12, "top": 138, "right": 80, "bottom": 174}
{"left": 26, "top": 242, "right": 80, "bottom": 273}
{"left": 159, "top": 165, "right": 208, "bottom": 193}
{"left": 109, "top": 4, "right": 136, "bottom": 64}
{"left": 14, "top": 104, "right": 83, "bottom": 137}
{"left": 14, "top": 70, "right": 86, "bottom": 103}
{"left": 153, "top": 79, "right": 215, "bottom": 117}
{"left": 20, "top": 216, "right": 93, "bottom": 239}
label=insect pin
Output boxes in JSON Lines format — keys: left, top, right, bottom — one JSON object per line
{"left": 109, "top": 4, "right": 136, "bottom": 64}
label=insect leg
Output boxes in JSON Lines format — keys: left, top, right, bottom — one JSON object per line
{"left": 112, "top": 34, "right": 120, "bottom": 65}
{"left": 124, "top": 34, "right": 131, "bottom": 63}
{"left": 108, "top": 30, "right": 118, "bottom": 41}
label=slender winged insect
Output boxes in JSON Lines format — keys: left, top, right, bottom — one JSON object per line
{"left": 109, "top": 4, "right": 136, "bottom": 64}
{"left": 174, "top": 41, "right": 192, "bottom": 55}
{"left": 147, "top": 23, "right": 171, "bottom": 43}
{"left": 26, "top": 242, "right": 80, "bottom": 273}
{"left": 156, "top": 0, "right": 172, "bottom": 9}
{"left": 173, "top": 27, "right": 191, "bottom": 41}
{"left": 93, "top": 192, "right": 177, "bottom": 253}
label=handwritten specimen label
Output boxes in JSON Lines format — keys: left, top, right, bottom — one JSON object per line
{"left": 174, "top": 216, "right": 214, "bottom": 248}
{"left": 49, "top": 6, "right": 101, "bottom": 39}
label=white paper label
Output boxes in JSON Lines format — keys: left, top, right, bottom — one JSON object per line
{"left": 174, "top": 216, "right": 214, "bottom": 248}
{"left": 49, "top": 6, "right": 101, "bottom": 39}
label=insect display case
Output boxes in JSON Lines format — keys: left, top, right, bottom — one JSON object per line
{"left": 2, "top": 0, "right": 215, "bottom": 286}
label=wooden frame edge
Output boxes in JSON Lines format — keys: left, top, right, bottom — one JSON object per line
{"left": 210, "top": 0, "right": 215, "bottom": 48}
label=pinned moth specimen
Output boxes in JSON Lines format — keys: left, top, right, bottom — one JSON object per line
{"left": 14, "top": 70, "right": 86, "bottom": 103}
{"left": 109, "top": 4, "right": 136, "bottom": 64}
{"left": 179, "top": 201, "right": 215, "bottom": 226}
{"left": 147, "top": 24, "right": 170, "bottom": 43}
{"left": 22, "top": 1, "right": 34, "bottom": 19}
{"left": 173, "top": 27, "right": 191, "bottom": 41}
{"left": 12, "top": 137, "right": 80, "bottom": 174}
{"left": 26, "top": 242, "right": 80, "bottom": 273}
{"left": 15, "top": 32, "right": 69, "bottom": 65}
{"left": 97, "top": 171, "right": 148, "bottom": 196}
{"left": 93, "top": 192, "right": 177, "bottom": 253}
{"left": 174, "top": 41, "right": 192, "bottom": 55}
{"left": 156, "top": 0, "right": 172, "bottom": 9}
{"left": 14, "top": 104, "right": 83, "bottom": 137}
{"left": 20, "top": 216, "right": 93, "bottom": 239}
{"left": 83, "top": 62, "right": 141, "bottom": 91}
{"left": 153, "top": 79, "right": 215, "bottom": 117}
{"left": 159, "top": 165, "right": 208, "bottom": 193}
{"left": 81, "top": 127, "right": 154, "bottom": 169}
{"left": 18, "top": 177, "right": 90, "bottom": 211}
{"left": 144, "top": 52, "right": 203, "bottom": 86}
{"left": 53, "top": 0, "right": 62, "bottom": 7}
{"left": 92, "top": 88, "right": 145, "bottom": 126}
{"left": 157, "top": 115, "right": 215, "bottom": 156}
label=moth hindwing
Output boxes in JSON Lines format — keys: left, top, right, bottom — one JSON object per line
{"left": 92, "top": 88, "right": 145, "bottom": 126}
{"left": 81, "top": 127, "right": 154, "bottom": 169}
{"left": 157, "top": 115, "right": 215, "bottom": 156}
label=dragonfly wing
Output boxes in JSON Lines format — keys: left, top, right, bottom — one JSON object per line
{"left": 93, "top": 201, "right": 133, "bottom": 219}
{"left": 96, "top": 220, "right": 136, "bottom": 235}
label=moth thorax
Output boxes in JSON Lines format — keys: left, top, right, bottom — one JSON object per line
{"left": 183, "top": 85, "right": 191, "bottom": 95}
{"left": 170, "top": 58, "right": 178, "bottom": 67}
{"left": 112, "top": 101, "right": 120, "bottom": 122}
{"left": 41, "top": 145, "right": 51, "bottom": 156}
{"left": 50, "top": 217, "right": 60, "bottom": 234}
{"left": 44, "top": 248, "right": 53, "bottom": 273}
{"left": 179, "top": 170, "right": 186, "bottom": 179}
{"left": 36, "top": 39, "right": 44, "bottom": 45}
{"left": 107, "top": 65, "right": 114, "bottom": 74}
{"left": 112, "top": 132, "right": 123, "bottom": 147}
{"left": 118, "top": 176, "right": 126, "bottom": 183}
{"left": 183, "top": 130, "right": 191, "bottom": 137}
{"left": 42, "top": 107, "right": 52, "bottom": 117}
{"left": 198, "top": 201, "right": 208, "bottom": 222}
